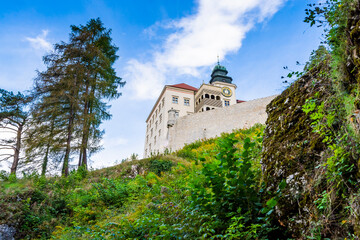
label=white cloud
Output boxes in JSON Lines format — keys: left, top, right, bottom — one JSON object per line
{"left": 127, "top": 0, "right": 286, "bottom": 100}
{"left": 26, "top": 30, "right": 52, "bottom": 52}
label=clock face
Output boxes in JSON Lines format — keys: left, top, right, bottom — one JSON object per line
{"left": 221, "top": 87, "right": 232, "bottom": 97}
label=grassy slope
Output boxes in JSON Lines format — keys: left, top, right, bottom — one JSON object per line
{"left": 0, "top": 124, "right": 265, "bottom": 239}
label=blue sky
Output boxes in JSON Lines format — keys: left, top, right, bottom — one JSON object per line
{"left": 0, "top": 0, "right": 323, "bottom": 170}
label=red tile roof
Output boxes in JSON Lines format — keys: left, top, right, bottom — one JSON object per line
{"left": 237, "top": 100, "right": 246, "bottom": 103}
{"left": 169, "top": 83, "right": 198, "bottom": 92}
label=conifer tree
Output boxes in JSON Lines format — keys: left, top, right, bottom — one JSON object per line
{"left": 70, "top": 18, "right": 124, "bottom": 169}
{"left": 0, "top": 89, "right": 31, "bottom": 175}
{"left": 30, "top": 18, "right": 124, "bottom": 176}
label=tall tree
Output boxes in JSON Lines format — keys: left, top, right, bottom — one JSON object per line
{"left": 30, "top": 18, "right": 124, "bottom": 176}
{"left": 70, "top": 18, "right": 124, "bottom": 169}
{"left": 0, "top": 89, "right": 30, "bottom": 175}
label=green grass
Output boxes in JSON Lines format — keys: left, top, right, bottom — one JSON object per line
{"left": 0, "top": 124, "right": 272, "bottom": 239}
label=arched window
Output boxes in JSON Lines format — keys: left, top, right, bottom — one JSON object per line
{"left": 216, "top": 96, "right": 220, "bottom": 100}
{"left": 201, "top": 95, "right": 204, "bottom": 99}
{"left": 211, "top": 95, "right": 215, "bottom": 99}
{"left": 205, "top": 94, "right": 210, "bottom": 98}
{"left": 202, "top": 108, "right": 204, "bottom": 112}
{"left": 206, "top": 107, "right": 210, "bottom": 111}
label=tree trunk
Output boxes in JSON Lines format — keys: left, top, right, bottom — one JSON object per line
{"left": 62, "top": 107, "right": 74, "bottom": 176}
{"left": 41, "top": 144, "right": 50, "bottom": 176}
{"left": 78, "top": 149, "right": 83, "bottom": 167}
{"left": 42, "top": 121, "right": 55, "bottom": 175}
{"left": 11, "top": 124, "right": 23, "bottom": 175}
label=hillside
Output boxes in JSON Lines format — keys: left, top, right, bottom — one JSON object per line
{"left": 1, "top": 125, "right": 270, "bottom": 239}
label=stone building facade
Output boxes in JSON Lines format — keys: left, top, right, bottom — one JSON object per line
{"left": 143, "top": 63, "right": 274, "bottom": 157}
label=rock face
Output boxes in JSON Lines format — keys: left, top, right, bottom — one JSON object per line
{"left": 261, "top": 59, "right": 332, "bottom": 237}
{"left": 0, "top": 225, "right": 15, "bottom": 240}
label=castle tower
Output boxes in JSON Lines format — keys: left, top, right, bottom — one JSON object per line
{"left": 144, "top": 62, "right": 238, "bottom": 158}
{"left": 194, "top": 63, "right": 237, "bottom": 112}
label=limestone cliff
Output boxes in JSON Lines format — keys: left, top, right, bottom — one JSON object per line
{"left": 261, "top": 2, "right": 360, "bottom": 237}
{"left": 261, "top": 57, "right": 334, "bottom": 237}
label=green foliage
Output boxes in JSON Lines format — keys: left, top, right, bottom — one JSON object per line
{"left": 0, "top": 125, "right": 282, "bottom": 239}
{"left": 148, "top": 159, "right": 175, "bottom": 176}
{"left": 93, "top": 178, "right": 131, "bottom": 207}
{"left": 0, "top": 170, "right": 9, "bottom": 180}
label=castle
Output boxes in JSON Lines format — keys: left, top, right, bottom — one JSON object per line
{"left": 144, "top": 63, "right": 276, "bottom": 157}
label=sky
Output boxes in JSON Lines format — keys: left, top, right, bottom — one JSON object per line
{"left": 0, "top": 0, "right": 324, "bottom": 170}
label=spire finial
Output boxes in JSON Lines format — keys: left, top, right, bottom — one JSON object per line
{"left": 217, "top": 55, "right": 220, "bottom": 65}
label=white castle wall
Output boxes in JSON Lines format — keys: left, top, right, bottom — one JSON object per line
{"left": 168, "top": 95, "right": 277, "bottom": 151}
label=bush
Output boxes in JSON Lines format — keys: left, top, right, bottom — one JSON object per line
{"left": 93, "top": 178, "right": 131, "bottom": 207}
{"left": 148, "top": 159, "right": 174, "bottom": 176}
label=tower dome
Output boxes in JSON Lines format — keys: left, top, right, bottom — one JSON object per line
{"left": 209, "top": 63, "right": 233, "bottom": 84}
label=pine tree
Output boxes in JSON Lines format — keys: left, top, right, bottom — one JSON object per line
{"left": 70, "top": 18, "right": 124, "bottom": 169}
{"left": 29, "top": 18, "right": 124, "bottom": 176}
{"left": 0, "top": 89, "right": 31, "bottom": 175}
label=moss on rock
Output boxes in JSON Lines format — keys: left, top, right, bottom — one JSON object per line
{"left": 261, "top": 58, "right": 333, "bottom": 237}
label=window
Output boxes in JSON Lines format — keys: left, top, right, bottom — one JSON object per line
{"left": 205, "top": 94, "right": 210, "bottom": 98}
{"left": 172, "top": 96, "right": 178, "bottom": 104}
{"left": 211, "top": 95, "right": 215, "bottom": 99}
{"left": 159, "top": 129, "right": 161, "bottom": 137}
{"left": 175, "top": 111, "right": 179, "bottom": 118}
{"left": 184, "top": 98, "right": 190, "bottom": 106}
{"left": 155, "top": 109, "right": 158, "bottom": 117}
{"left": 162, "top": 98, "right": 165, "bottom": 106}
{"left": 159, "top": 114, "right": 162, "bottom": 123}
{"left": 151, "top": 128, "right": 153, "bottom": 136}
{"left": 216, "top": 96, "right": 220, "bottom": 100}
{"left": 154, "top": 136, "right": 156, "bottom": 145}
{"left": 225, "top": 100, "right": 230, "bottom": 106}
{"left": 146, "top": 135, "right": 149, "bottom": 143}
{"left": 155, "top": 121, "right": 158, "bottom": 129}
{"left": 206, "top": 107, "right": 210, "bottom": 111}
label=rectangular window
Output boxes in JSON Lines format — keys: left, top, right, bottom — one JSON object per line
{"left": 175, "top": 111, "right": 179, "bottom": 118}
{"left": 162, "top": 98, "right": 165, "bottom": 106}
{"left": 159, "top": 114, "right": 162, "bottom": 123}
{"left": 172, "top": 96, "right": 178, "bottom": 104}
{"left": 159, "top": 129, "right": 161, "bottom": 137}
{"left": 225, "top": 100, "right": 230, "bottom": 106}
{"left": 154, "top": 136, "right": 156, "bottom": 145}
{"left": 151, "top": 128, "right": 153, "bottom": 136}
{"left": 184, "top": 98, "right": 190, "bottom": 106}
{"left": 155, "top": 121, "right": 158, "bottom": 129}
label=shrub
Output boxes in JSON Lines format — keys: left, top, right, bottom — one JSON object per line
{"left": 148, "top": 159, "right": 174, "bottom": 176}
{"left": 93, "top": 178, "right": 130, "bottom": 207}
